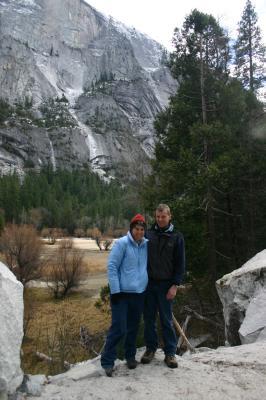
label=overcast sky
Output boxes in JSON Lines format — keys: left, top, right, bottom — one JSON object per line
{"left": 85, "top": 0, "right": 266, "bottom": 49}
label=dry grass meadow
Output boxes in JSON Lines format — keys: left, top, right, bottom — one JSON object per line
{"left": 22, "top": 238, "right": 112, "bottom": 375}
{"left": 42, "top": 238, "right": 111, "bottom": 274}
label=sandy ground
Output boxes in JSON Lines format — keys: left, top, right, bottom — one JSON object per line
{"left": 79, "top": 273, "right": 108, "bottom": 297}
{"left": 43, "top": 238, "right": 115, "bottom": 251}
{"left": 26, "top": 272, "right": 108, "bottom": 297}
{"left": 29, "top": 239, "right": 111, "bottom": 295}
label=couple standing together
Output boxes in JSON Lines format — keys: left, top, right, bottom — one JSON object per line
{"left": 101, "top": 204, "right": 185, "bottom": 377}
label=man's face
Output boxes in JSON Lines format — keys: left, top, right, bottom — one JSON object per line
{"left": 155, "top": 210, "right": 171, "bottom": 228}
{"left": 131, "top": 225, "right": 145, "bottom": 241}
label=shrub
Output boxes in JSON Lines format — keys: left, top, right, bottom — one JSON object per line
{"left": 46, "top": 239, "right": 85, "bottom": 298}
{"left": 0, "top": 224, "right": 43, "bottom": 285}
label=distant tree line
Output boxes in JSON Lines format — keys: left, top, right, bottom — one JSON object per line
{"left": 142, "top": 2, "right": 266, "bottom": 281}
{"left": 0, "top": 167, "right": 140, "bottom": 234}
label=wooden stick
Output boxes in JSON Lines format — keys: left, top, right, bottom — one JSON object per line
{"left": 184, "top": 306, "right": 223, "bottom": 328}
{"left": 36, "top": 351, "right": 72, "bottom": 369}
{"left": 36, "top": 351, "right": 53, "bottom": 363}
{"left": 177, "top": 315, "right": 191, "bottom": 349}
{"left": 172, "top": 314, "right": 196, "bottom": 353}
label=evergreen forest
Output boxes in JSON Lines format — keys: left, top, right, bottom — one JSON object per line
{"left": 0, "top": 167, "right": 140, "bottom": 234}
{"left": 142, "top": 3, "right": 266, "bottom": 280}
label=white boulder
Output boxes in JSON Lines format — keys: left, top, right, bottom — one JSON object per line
{"left": 0, "top": 262, "right": 24, "bottom": 395}
{"left": 216, "top": 250, "right": 266, "bottom": 345}
{"left": 239, "top": 288, "right": 266, "bottom": 344}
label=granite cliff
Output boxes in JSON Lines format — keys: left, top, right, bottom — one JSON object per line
{"left": 0, "top": 0, "right": 177, "bottom": 181}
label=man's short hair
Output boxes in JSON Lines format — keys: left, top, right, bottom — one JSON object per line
{"left": 156, "top": 204, "right": 171, "bottom": 215}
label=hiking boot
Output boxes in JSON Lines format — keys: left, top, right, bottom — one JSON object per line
{"left": 126, "top": 358, "right": 138, "bottom": 369}
{"left": 104, "top": 367, "right": 114, "bottom": 377}
{"left": 164, "top": 355, "right": 178, "bottom": 369}
{"left": 140, "top": 349, "right": 155, "bottom": 364}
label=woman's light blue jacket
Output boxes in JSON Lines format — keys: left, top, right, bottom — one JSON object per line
{"left": 108, "top": 231, "right": 148, "bottom": 294}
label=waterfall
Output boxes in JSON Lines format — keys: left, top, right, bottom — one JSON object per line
{"left": 49, "top": 140, "right": 56, "bottom": 171}
{"left": 68, "top": 109, "right": 102, "bottom": 164}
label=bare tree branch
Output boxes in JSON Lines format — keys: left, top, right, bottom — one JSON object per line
{"left": 0, "top": 224, "right": 44, "bottom": 285}
{"left": 184, "top": 306, "right": 224, "bottom": 328}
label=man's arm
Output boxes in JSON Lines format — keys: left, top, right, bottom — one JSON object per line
{"left": 166, "top": 233, "right": 185, "bottom": 300}
{"left": 173, "top": 233, "right": 185, "bottom": 285}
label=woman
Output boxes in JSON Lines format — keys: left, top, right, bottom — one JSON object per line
{"left": 101, "top": 214, "right": 148, "bottom": 377}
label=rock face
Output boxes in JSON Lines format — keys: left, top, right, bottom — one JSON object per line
{"left": 216, "top": 250, "right": 266, "bottom": 345}
{"left": 0, "top": 0, "right": 177, "bottom": 181}
{"left": 238, "top": 288, "right": 266, "bottom": 344}
{"left": 0, "top": 261, "right": 24, "bottom": 395}
{"left": 25, "top": 346, "right": 266, "bottom": 400}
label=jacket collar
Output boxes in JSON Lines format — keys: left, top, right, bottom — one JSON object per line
{"left": 153, "top": 223, "right": 174, "bottom": 233}
{"left": 127, "top": 231, "right": 148, "bottom": 246}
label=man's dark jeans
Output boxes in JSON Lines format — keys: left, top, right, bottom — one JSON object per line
{"left": 101, "top": 292, "right": 145, "bottom": 369}
{"left": 143, "top": 280, "right": 177, "bottom": 355}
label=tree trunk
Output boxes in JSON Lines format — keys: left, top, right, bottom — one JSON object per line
{"left": 248, "top": 16, "right": 254, "bottom": 91}
{"left": 226, "top": 194, "right": 240, "bottom": 269}
{"left": 199, "top": 34, "right": 217, "bottom": 280}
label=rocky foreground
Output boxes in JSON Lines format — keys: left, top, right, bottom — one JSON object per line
{"left": 24, "top": 344, "right": 266, "bottom": 400}
{"left": 2, "top": 249, "right": 266, "bottom": 400}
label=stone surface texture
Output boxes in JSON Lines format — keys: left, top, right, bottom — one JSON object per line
{"left": 0, "top": 262, "right": 24, "bottom": 395}
{"left": 0, "top": 0, "right": 177, "bottom": 181}
{"left": 216, "top": 249, "right": 266, "bottom": 345}
{"left": 31, "top": 346, "right": 266, "bottom": 399}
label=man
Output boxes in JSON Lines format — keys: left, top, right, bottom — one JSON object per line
{"left": 141, "top": 204, "right": 185, "bottom": 368}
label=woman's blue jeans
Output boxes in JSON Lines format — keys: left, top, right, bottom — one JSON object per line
{"left": 101, "top": 292, "right": 145, "bottom": 369}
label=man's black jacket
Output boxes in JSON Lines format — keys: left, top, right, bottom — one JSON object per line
{"left": 146, "top": 223, "right": 185, "bottom": 286}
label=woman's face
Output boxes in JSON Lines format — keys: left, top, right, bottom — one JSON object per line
{"left": 131, "top": 224, "right": 145, "bottom": 241}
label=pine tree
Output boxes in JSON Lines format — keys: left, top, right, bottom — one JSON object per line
{"left": 164, "top": 10, "right": 231, "bottom": 279}
{"left": 234, "top": 0, "right": 266, "bottom": 92}
{"left": 143, "top": 9, "right": 266, "bottom": 280}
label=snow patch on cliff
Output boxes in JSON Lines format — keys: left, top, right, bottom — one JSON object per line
{"left": 110, "top": 18, "right": 164, "bottom": 68}
{"left": 7, "top": 0, "right": 40, "bottom": 14}
{"left": 64, "top": 88, "right": 83, "bottom": 106}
